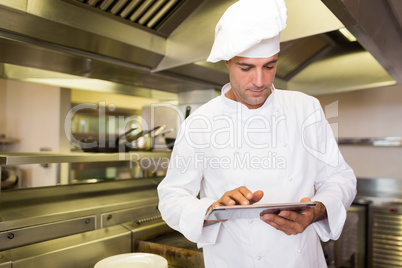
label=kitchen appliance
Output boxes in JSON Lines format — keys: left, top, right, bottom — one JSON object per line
{"left": 0, "top": 166, "right": 21, "bottom": 189}
{"left": 0, "top": 163, "right": 203, "bottom": 268}
{"left": 322, "top": 200, "right": 370, "bottom": 268}
{"left": 353, "top": 177, "right": 402, "bottom": 268}
{"left": 164, "top": 106, "right": 191, "bottom": 150}
{"left": 370, "top": 202, "right": 402, "bottom": 267}
{"left": 79, "top": 126, "right": 166, "bottom": 153}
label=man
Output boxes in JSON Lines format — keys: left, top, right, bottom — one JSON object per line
{"left": 157, "top": 0, "right": 356, "bottom": 267}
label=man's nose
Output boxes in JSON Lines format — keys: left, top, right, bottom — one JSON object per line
{"left": 253, "top": 69, "right": 265, "bottom": 87}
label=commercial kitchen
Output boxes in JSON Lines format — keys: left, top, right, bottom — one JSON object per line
{"left": 0, "top": 0, "right": 402, "bottom": 267}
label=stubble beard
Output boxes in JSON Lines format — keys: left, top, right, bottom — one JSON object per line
{"left": 241, "top": 85, "right": 271, "bottom": 106}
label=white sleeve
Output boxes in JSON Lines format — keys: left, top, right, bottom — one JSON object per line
{"left": 157, "top": 122, "right": 221, "bottom": 245}
{"left": 305, "top": 99, "right": 357, "bottom": 241}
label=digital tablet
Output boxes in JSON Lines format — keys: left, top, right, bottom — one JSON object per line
{"left": 205, "top": 201, "right": 316, "bottom": 221}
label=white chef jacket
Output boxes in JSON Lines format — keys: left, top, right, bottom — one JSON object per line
{"left": 157, "top": 84, "right": 357, "bottom": 268}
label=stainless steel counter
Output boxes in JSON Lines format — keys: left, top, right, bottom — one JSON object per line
{"left": 0, "top": 225, "right": 132, "bottom": 268}
{"left": 0, "top": 178, "right": 163, "bottom": 249}
{"left": 0, "top": 151, "right": 191, "bottom": 268}
{"left": 0, "top": 151, "right": 171, "bottom": 166}
{"left": 354, "top": 177, "right": 402, "bottom": 268}
{"left": 356, "top": 177, "right": 402, "bottom": 205}
{"left": 0, "top": 174, "right": 205, "bottom": 268}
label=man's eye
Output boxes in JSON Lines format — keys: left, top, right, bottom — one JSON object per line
{"left": 241, "top": 68, "right": 251, "bottom": 71}
{"left": 265, "top": 66, "right": 274, "bottom": 70}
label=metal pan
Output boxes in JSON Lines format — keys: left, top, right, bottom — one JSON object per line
{"left": 164, "top": 106, "right": 191, "bottom": 150}
{"left": 79, "top": 128, "right": 137, "bottom": 153}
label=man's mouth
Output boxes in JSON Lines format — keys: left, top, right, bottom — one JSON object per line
{"left": 249, "top": 88, "right": 267, "bottom": 93}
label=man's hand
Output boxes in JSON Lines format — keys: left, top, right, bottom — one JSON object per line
{"left": 213, "top": 186, "right": 264, "bottom": 206}
{"left": 204, "top": 186, "right": 264, "bottom": 226}
{"left": 260, "top": 197, "right": 327, "bottom": 235}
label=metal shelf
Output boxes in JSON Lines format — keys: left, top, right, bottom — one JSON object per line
{"left": 338, "top": 137, "right": 402, "bottom": 147}
{"left": 0, "top": 151, "right": 171, "bottom": 166}
{"left": 0, "top": 137, "right": 18, "bottom": 145}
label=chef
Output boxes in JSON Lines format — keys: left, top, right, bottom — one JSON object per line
{"left": 157, "top": 0, "right": 357, "bottom": 267}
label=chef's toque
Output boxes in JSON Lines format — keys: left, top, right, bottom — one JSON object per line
{"left": 207, "top": 0, "right": 288, "bottom": 63}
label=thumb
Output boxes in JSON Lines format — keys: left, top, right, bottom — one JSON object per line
{"left": 251, "top": 190, "right": 264, "bottom": 203}
{"left": 300, "top": 197, "right": 311, "bottom": 203}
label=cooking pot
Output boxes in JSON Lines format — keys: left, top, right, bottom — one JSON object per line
{"left": 80, "top": 128, "right": 137, "bottom": 153}
{"left": 80, "top": 126, "right": 165, "bottom": 153}
{"left": 125, "top": 125, "right": 166, "bottom": 151}
{"left": 1, "top": 167, "right": 19, "bottom": 189}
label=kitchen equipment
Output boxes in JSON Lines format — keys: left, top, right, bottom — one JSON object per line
{"left": 165, "top": 138, "right": 176, "bottom": 150}
{"left": 322, "top": 201, "right": 369, "bottom": 268}
{"left": 80, "top": 126, "right": 165, "bottom": 153}
{"left": 94, "top": 253, "right": 168, "bottom": 268}
{"left": 371, "top": 203, "right": 402, "bottom": 267}
{"left": 164, "top": 106, "right": 191, "bottom": 150}
{"left": 1, "top": 166, "right": 20, "bottom": 189}
{"left": 80, "top": 128, "right": 137, "bottom": 153}
{"left": 0, "top": 153, "right": 204, "bottom": 268}
{"left": 126, "top": 125, "right": 166, "bottom": 151}
{"left": 328, "top": 177, "right": 402, "bottom": 268}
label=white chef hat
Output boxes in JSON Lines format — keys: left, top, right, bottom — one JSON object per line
{"left": 207, "top": 0, "right": 288, "bottom": 63}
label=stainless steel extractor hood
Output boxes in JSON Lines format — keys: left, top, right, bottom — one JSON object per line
{"left": 0, "top": 0, "right": 400, "bottom": 97}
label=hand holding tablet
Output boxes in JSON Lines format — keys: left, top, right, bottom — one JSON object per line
{"left": 205, "top": 201, "right": 316, "bottom": 221}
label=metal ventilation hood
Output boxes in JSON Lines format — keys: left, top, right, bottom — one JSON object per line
{"left": 0, "top": 0, "right": 400, "bottom": 97}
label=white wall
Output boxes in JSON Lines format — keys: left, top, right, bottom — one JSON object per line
{"left": 316, "top": 84, "right": 402, "bottom": 179}
{"left": 0, "top": 78, "right": 70, "bottom": 187}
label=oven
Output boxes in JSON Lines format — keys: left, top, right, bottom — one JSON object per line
{"left": 322, "top": 200, "right": 371, "bottom": 268}
{"left": 370, "top": 202, "right": 402, "bottom": 267}
{"left": 0, "top": 178, "right": 204, "bottom": 268}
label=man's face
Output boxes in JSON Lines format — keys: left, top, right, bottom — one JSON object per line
{"left": 225, "top": 55, "right": 278, "bottom": 109}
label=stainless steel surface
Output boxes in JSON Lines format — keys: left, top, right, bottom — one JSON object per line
{"left": 101, "top": 204, "right": 160, "bottom": 228}
{"left": 0, "top": 261, "right": 11, "bottom": 268}
{"left": 0, "top": 0, "right": 399, "bottom": 96}
{"left": 0, "top": 225, "right": 132, "bottom": 268}
{"left": 0, "top": 150, "right": 196, "bottom": 267}
{"left": 123, "top": 220, "right": 173, "bottom": 242}
{"left": 372, "top": 204, "right": 402, "bottom": 267}
{"left": 0, "top": 167, "right": 20, "bottom": 189}
{"left": 338, "top": 137, "right": 402, "bottom": 147}
{"left": 0, "top": 216, "right": 95, "bottom": 251}
{"left": 0, "top": 151, "right": 170, "bottom": 166}
{"left": 323, "top": 0, "right": 402, "bottom": 84}
{"left": 0, "top": 0, "right": 225, "bottom": 94}
{"left": 322, "top": 202, "right": 369, "bottom": 268}
{"left": 356, "top": 178, "right": 402, "bottom": 205}
{"left": 123, "top": 220, "right": 204, "bottom": 268}
{"left": 355, "top": 177, "right": 402, "bottom": 268}
{"left": 0, "top": 138, "right": 18, "bottom": 145}
{"left": 0, "top": 178, "right": 162, "bottom": 244}
{"left": 68, "top": 0, "right": 201, "bottom": 36}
